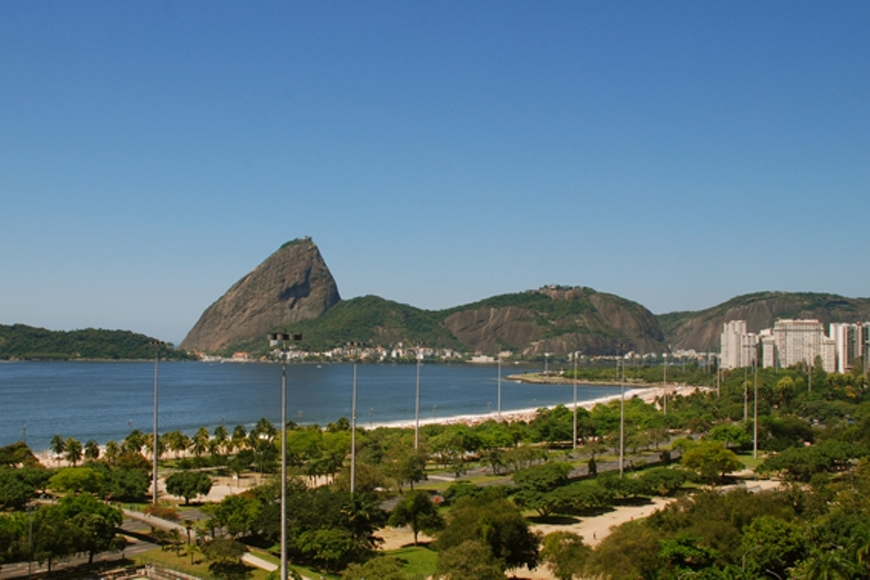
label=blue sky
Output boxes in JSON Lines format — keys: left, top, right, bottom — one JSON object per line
{"left": 2, "top": 2, "right": 868, "bottom": 345}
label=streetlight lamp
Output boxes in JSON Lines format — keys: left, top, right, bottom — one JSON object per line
{"left": 268, "top": 331, "right": 302, "bottom": 580}
{"left": 149, "top": 340, "right": 165, "bottom": 505}
{"left": 618, "top": 344, "right": 626, "bottom": 479}
{"left": 497, "top": 351, "right": 503, "bottom": 422}
{"left": 663, "top": 346, "right": 670, "bottom": 415}
{"left": 753, "top": 348, "right": 759, "bottom": 460}
{"left": 572, "top": 351, "right": 581, "bottom": 452}
{"left": 27, "top": 501, "right": 35, "bottom": 578}
{"left": 414, "top": 346, "right": 422, "bottom": 450}
{"left": 743, "top": 339, "right": 749, "bottom": 423}
{"left": 347, "top": 342, "right": 364, "bottom": 493}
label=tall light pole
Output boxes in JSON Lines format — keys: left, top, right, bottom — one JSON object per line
{"left": 497, "top": 351, "right": 503, "bottom": 421}
{"left": 618, "top": 345, "right": 626, "bottom": 479}
{"left": 150, "top": 340, "right": 164, "bottom": 505}
{"left": 743, "top": 339, "right": 749, "bottom": 423}
{"left": 808, "top": 353, "right": 813, "bottom": 393}
{"left": 347, "top": 342, "right": 364, "bottom": 494}
{"left": 268, "top": 332, "right": 302, "bottom": 580}
{"left": 414, "top": 347, "right": 422, "bottom": 449}
{"left": 753, "top": 349, "right": 759, "bottom": 460}
{"left": 572, "top": 351, "right": 581, "bottom": 452}
{"left": 663, "top": 346, "right": 669, "bottom": 415}
{"left": 27, "top": 501, "right": 34, "bottom": 578}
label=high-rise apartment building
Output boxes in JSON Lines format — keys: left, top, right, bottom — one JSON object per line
{"left": 830, "top": 322, "right": 869, "bottom": 373}
{"left": 772, "top": 319, "right": 836, "bottom": 372}
{"left": 719, "top": 321, "right": 757, "bottom": 369}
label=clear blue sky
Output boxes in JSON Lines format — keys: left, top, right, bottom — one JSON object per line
{"left": 2, "top": 2, "right": 868, "bottom": 345}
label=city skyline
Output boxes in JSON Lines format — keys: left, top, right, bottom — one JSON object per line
{"left": 2, "top": 3, "right": 868, "bottom": 345}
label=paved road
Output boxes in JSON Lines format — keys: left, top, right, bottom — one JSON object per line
{"left": 0, "top": 517, "right": 156, "bottom": 579}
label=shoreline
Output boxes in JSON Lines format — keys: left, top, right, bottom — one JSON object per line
{"left": 29, "top": 384, "right": 708, "bottom": 460}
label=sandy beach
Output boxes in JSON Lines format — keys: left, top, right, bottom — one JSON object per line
{"left": 369, "top": 384, "right": 707, "bottom": 430}
{"left": 33, "top": 384, "right": 705, "bottom": 472}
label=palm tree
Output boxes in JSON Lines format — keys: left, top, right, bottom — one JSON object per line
{"left": 387, "top": 489, "right": 444, "bottom": 546}
{"left": 84, "top": 439, "right": 101, "bottom": 461}
{"left": 124, "top": 429, "right": 145, "bottom": 453}
{"left": 65, "top": 437, "right": 83, "bottom": 466}
{"left": 231, "top": 425, "right": 248, "bottom": 451}
{"left": 166, "top": 430, "right": 189, "bottom": 459}
{"left": 192, "top": 427, "right": 210, "bottom": 457}
{"left": 49, "top": 434, "right": 66, "bottom": 461}
{"left": 104, "top": 440, "right": 121, "bottom": 464}
{"left": 214, "top": 424, "right": 229, "bottom": 455}
{"left": 252, "top": 417, "right": 276, "bottom": 441}
{"left": 795, "top": 548, "right": 855, "bottom": 580}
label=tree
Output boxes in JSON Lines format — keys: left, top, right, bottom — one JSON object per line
{"left": 49, "top": 434, "right": 65, "bottom": 460}
{"left": 389, "top": 490, "right": 444, "bottom": 545}
{"left": 706, "top": 423, "right": 751, "bottom": 449}
{"left": 541, "top": 531, "right": 591, "bottom": 580}
{"left": 297, "top": 527, "right": 356, "bottom": 572}
{"left": 435, "top": 495, "right": 540, "bottom": 573}
{"left": 192, "top": 427, "right": 210, "bottom": 457}
{"left": 740, "top": 515, "right": 806, "bottom": 578}
{"left": 165, "top": 471, "right": 213, "bottom": 505}
{"left": 201, "top": 536, "right": 248, "bottom": 578}
{"left": 680, "top": 440, "right": 743, "bottom": 484}
{"left": 166, "top": 430, "right": 190, "bottom": 458}
{"left": 65, "top": 437, "right": 83, "bottom": 466}
{"left": 84, "top": 439, "right": 101, "bottom": 461}
{"left": 433, "top": 540, "right": 505, "bottom": 580}
{"left": 636, "top": 467, "right": 690, "bottom": 496}
{"left": 228, "top": 449, "right": 254, "bottom": 483}
{"left": 214, "top": 424, "right": 229, "bottom": 454}
{"left": 48, "top": 466, "right": 102, "bottom": 495}
{"left": 381, "top": 446, "right": 429, "bottom": 492}
{"left": 231, "top": 425, "right": 248, "bottom": 451}
{"left": 213, "top": 493, "right": 261, "bottom": 538}
{"left": 341, "top": 555, "right": 420, "bottom": 580}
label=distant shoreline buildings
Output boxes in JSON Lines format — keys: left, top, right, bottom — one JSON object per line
{"left": 720, "top": 319, "right": 869, "bottom": 373}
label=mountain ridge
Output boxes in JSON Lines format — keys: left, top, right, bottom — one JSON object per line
{"left": 180, "top": 239, "right": 870, "bottom": 357}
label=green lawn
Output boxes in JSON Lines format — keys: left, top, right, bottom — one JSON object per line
{"left": 136, "top": 545, "right": 271, "bottom": 580}
{"left": 386, "top": 545, "right": 438, "bottom": 578}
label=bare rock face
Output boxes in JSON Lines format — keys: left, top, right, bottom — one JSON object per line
{"left": 180, "top": 238, "right": 340, "bottom": 353}
{"left": 443, "top": 286, "right": 665, "bottom": 356}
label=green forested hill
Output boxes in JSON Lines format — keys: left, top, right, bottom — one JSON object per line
{"left": 0, "top": 324, "right": 193, "bottom": 360}
{"left": 227, "top": 295, "right": 464, "bottom": 354}
{"left": 236, "top": 286, "right": 665, "bottom": 358}
{"left": 658, "top": 291, "right": 870, "bottom": 351}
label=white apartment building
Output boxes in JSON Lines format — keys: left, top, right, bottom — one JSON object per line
{"left": 772, "top": 319, "right": 836, "bottom": 372}
{"left": 830, "top": 322, "right": 869, "bottom": 374}
{"left": 720, "top": 318, "right": 859, "bottom": 374}
{"left": 720, "top": 321, "right": 758, "bottom": 370}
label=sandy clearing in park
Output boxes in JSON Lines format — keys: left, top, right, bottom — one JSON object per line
{"left": 378, "top": 496, "right": 677, "bottom": 579}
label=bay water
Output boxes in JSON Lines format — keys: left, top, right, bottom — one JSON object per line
{"left": 0, "top": 361, "right": 621, "bottom": 451}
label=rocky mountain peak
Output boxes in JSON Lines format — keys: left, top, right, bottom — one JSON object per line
{"left": 179, "top": 237, "right": 340, "bottom": 353}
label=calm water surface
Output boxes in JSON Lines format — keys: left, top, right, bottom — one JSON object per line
{"left": 0, "top": 361, "right": 621, "bottom": 451}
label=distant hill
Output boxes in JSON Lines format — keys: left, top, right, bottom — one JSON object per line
{"left": 0, "top": 324, "right": 192, "bottom": 361}
{"left": 439, "top": 286, "right": 663, "bottom": 357}
{"left": 180, "top": 238, "right": 667, "bottom": 357}
{"left": 658, "top": 291, "right": 870, "bottom": 352}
